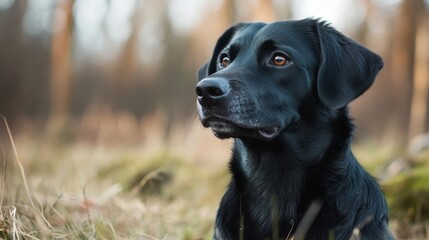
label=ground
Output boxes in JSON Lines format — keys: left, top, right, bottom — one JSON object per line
{"left": 0, "top": 113, "right": 428, "bottom": 239}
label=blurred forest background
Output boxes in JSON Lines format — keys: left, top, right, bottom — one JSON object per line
{"left": 0, "top": 0, "right": 429, "bottom": 141}
{"left": 1, "top": 0, "right": 429, "bottom": 239}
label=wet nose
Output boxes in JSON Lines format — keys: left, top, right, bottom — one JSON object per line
{"left": 196, "top": 78, "right": 229, "bottom": 105}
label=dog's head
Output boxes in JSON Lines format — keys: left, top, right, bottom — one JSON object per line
{"left": 196, "top": 19, "right": 383, "bottom": 141}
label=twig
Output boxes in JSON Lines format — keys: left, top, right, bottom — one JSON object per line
{"left": 130, "top": 170, "right": 162, "bottom": 196}
{"left": 82, "top": 183, "right": 95, "bottom": 235}
{"left": 286, "top": 219, "right": 295, "bottom": 240}
{"left": 1, "top": 145, "right": 6, "bottom": 207}
{"left": 293, "top": 199, "right": 323, "bottom": 240}
{"left": 1, "top": 115, "right": 36, "bottom": 210}
{"left": 1, "top": 115, "right": 55, "bottom": 234}
{"left": 349, "top": 215, "right": 374, "bottom": 240}
{"left": 10, "top": 206, "right": 19, "bottom": 240}
{"left": 138, "top": 231, "right": 163, "bottom": 240}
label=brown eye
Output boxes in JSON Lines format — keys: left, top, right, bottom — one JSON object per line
{"left": 271, "top": 53, "right": 289, "bottom": 66}
{"left": 220, "top": 56, "right": 230, "bottom": 68}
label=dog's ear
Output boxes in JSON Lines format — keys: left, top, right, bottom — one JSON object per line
{"left": 197, "top": 24, "right": 245, "bottom": 80}
{"left": 315, "top": 21, "right": 383, "bottom": 109}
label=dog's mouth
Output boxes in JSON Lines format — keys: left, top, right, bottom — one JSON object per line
{"left": 202, "top": 118, "right": 281, "bottom": 141}
{"left": 258, "top": 127, "right": 281, "bottom": 139}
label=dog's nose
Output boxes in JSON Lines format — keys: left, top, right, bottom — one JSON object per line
{"left": 196, "top": 78, "right": 229, "bottom": 105}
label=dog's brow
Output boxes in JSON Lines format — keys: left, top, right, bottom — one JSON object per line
{"left": 260, "top": 39, "right": 275, "bottom": 50}
{"left": 259, "top": 39, "right": 302, "bottom": 63}
{"left": 256, "top": 39, "right": 275, "bottom": 61}
{"left": 227, "top": 43, "right": 240, "bottom": 58}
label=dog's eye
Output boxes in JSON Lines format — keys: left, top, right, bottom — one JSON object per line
{"left": 220, "top": 55, "right": 231, "bottom": 68}
{"left": 271, "top": 53, "right": 289, "bottom": 66}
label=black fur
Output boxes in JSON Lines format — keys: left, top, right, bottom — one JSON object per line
{"left": 196, "top": 18, "right": 393, "bottom": 240}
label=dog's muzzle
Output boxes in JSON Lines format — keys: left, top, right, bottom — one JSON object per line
{"left": 196, "top": 77, "right": 230, "bottom": 107}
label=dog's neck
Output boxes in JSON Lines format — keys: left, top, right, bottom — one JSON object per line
{"left": 233, "top": 106, "right": 353, "bottom": 178}
{"left": 230, "top": 106, "right": 354, "bottom": 227}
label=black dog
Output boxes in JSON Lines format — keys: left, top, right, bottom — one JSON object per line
{"left": 196, "top": 19, "right": 393, "bottom": 240}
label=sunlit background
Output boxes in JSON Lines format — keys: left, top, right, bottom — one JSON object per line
{"left": 1, "top": 0, "right": 428, "bottom": 141}
{"left": 1, "top": 0, "right": 429, "bottom": 239}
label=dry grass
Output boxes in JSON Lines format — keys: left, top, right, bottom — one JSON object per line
{"left": 1, "top": 111, "right": 231, "bottom": 239}
{"left": 0, "top": 110, "right": 427, "bottom": 239}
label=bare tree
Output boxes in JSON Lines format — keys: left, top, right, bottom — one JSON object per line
{"left": 50, "top": 0, "right": 74, "bottom": 124}
{"left": 409, "top": 6, "right": 429, "bottom": 139}
{"left": 115, "top": 0, "right": 141, "bottom": 88}
{"left": 390, "top": 0, "right": 421, "bottom": 139}
{"left": 0, "top": 0, "right": 26, "bottom": 120}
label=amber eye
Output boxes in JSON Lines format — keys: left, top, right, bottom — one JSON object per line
{"left": 271, "top": 53, "right": 289, "bottom": 66}
{"left": 220, "top": 55, "right": 231, "bottom": 68}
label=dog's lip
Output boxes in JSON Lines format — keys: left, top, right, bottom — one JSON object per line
{"left": 201, "top": 117, "right": 281, "bottom": 140}
{"left": 258, "top": 127, "right": 281, "bottom": 139}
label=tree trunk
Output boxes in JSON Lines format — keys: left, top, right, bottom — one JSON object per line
{"left": 390, "top": 0, "right": 420, "bottom": 140}
{"left": 409, "top": 9, "right": 429, "bottom": 139}
{"left": 49, "top": 0, "right": 74, "bottom": 137}
{"left": 115, "top": 0, "right": 141, "bottom": 88}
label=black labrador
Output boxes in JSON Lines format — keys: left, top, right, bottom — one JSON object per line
{"left": 196, "top": 18, "right": 393, "bottom": 240}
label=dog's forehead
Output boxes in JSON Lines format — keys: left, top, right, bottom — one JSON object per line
{"left": 230, "top": 21, "right": 316, "bottom": 51}
{"left": 260, "top": 21, "right": 317, "bottom": 47}
{"left": 263, "top": 20, "right": 309, "bottom": 32}
{"left": 229, "top": 22, "right": 266, "bottom": 45}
